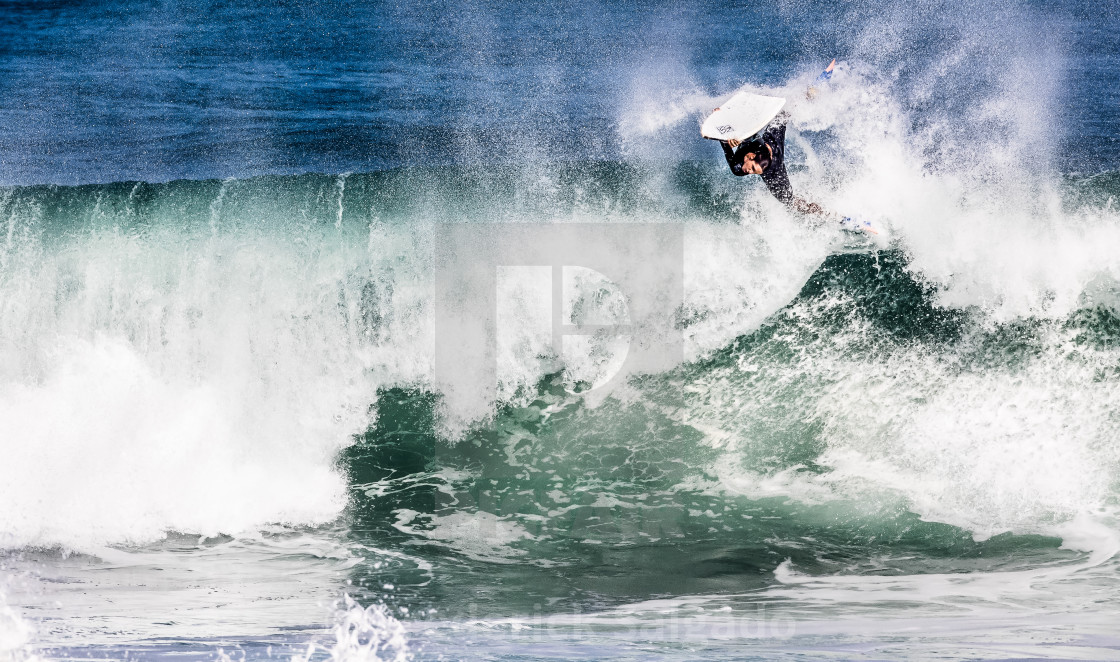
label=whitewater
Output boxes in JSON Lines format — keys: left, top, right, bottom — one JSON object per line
{"left": 2, "top": 0, "right": 1120, "bottom": 660}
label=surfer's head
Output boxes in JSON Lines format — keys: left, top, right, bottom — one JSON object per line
{"left": 741, "top": 141, "right": 771, "bottom": 175}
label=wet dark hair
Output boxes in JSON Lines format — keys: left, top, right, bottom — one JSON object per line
{"left": 742, "top": 139, "right": 771, "bottom": 170}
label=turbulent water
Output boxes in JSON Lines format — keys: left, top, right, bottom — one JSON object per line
{"left": 2, "top": 0, "right": 1120, "bottom": 660}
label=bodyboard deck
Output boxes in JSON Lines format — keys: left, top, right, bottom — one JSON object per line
{"left": 701, "top": 92, "right": 786, "bottom": 142}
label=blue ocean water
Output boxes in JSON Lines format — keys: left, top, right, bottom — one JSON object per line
{"left": 2, "top": 0, "right": 1117, "bottom": 186}
{"left": 2, "top": 1, "right": 1120, "bottom": 661}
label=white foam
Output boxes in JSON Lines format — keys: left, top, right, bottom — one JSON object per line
{"left": 617, "top": 37, "right": 1120, "bottom": 323}
{"left": 785, "top": 61, "right": 1120, "bottom": 321}
{"left": 291, "top": 596, "right": 409, "bottom": 662}
{"left": 682, "top": 295, "right": 1120, "bottom": 549}
{"left": 0, "top": 598, "right": 37, "bottom": 662}
{"left": 816, "top": 324, "right": 1120, "bottom": 540}
{"left": 0, "top": 213, "right": 430, "bottom": 549}
{"left": 0, "top": 336, "right": 348, "bottom": 549}
{"left": 681, "top": 210, "right": 833, "bottom": 359}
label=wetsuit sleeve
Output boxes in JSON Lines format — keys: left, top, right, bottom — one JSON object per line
{"left": 760, "top": 116, "right": 787, "bottom": 166}
{"left": 720, "top": 141, "right": 746, "bottom": 176}
{"left": 763, "top": 112, "right": 790, "bottom": 145}
{"left": 760, "top": 165, "right": 794, "bottom": 205}
{"left": 760, "top": 113, "right": 793, "bottom": 205}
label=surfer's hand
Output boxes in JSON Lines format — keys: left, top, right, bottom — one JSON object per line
{"left": 728, "top": 138, "right": 741, "bottom": 149}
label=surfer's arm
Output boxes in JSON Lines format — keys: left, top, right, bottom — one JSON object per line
{"left": 719, "top": 140, "right": 746, "bottom": 176}
{"left": 761, "top": 165, "right": 794, "bottom": 204}
{"left": 762, "top": 166, "right": 830, "bottom": 217}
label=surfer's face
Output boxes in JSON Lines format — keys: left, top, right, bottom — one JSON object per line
{"left": 742, "top": 153, "right": 765, "bottom": 175}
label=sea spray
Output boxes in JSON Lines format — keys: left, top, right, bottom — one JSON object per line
{"left": 289, "top": 596, "right": 409, "bottom": 662}
{"left": 0, "top": 599, "right": 36, "bottom": 662}
{"left": 2, "top": 0, "right": 1119, "bottom": 658}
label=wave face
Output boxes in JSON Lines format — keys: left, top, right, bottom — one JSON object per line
{"left": 1, "top": 160, "right": 1118, "bottom": 555}
{"left": 1, "top": 0, "right": 1120, "bottom": 658}
{"left": 0, "top": 165, "right": 821, "bottom": 549}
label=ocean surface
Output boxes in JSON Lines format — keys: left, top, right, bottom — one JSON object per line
{"left": 2, "top": 0, "right": 1120, "bottom": 660}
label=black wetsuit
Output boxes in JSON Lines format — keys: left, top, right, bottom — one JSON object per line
{"left": 720, "top": 112, "right": 793, "bottom": 205}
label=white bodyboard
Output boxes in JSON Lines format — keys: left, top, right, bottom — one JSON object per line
{"left": 701, "top": 92, "right": 786, "bottom": 141}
